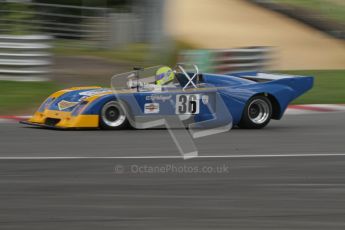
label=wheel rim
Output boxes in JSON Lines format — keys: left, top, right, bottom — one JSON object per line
{"left": 248, "top": 99, "right": 270, "bottom": 125}
{"left": 101, "top": 102, "right": 126, "bottom": 127}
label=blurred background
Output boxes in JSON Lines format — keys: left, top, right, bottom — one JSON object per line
{"left": 0, "top": 0, "right": 344, "bottom": 115}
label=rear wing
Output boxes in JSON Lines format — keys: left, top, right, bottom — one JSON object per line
{"left": 226, "top": 71, "right": 314, "bottom": 116}
{"left": 226, "top": 71, "right": 309, "bottom": 82}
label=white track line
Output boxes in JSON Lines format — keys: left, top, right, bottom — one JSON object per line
{"left": 0, "top": 153, "right": 345, "bottom": 160}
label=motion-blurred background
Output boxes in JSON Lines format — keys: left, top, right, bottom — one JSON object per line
{"left": 0, "top": 0, "right": 344, "bottom": 115}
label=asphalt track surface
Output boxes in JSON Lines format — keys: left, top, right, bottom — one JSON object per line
{"left": 0, "top": 113, "right": 345, "bottom": 229}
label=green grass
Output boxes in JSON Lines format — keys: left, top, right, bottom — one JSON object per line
{"left": 280, "top": 69, "right": 345, "bottom": 104}
{"left": 0, "top": 81, "right": 58, "bottom": 114}
{"left": 271, "top": 0, "right": 345, "bottom": 24}
{"left": 53, "top": 42, "right": 152, "bottom": 64}
{"left": 53, "top": 39, "right": 197, "bottom": 67}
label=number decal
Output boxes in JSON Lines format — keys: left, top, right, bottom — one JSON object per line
{"left": 178, "top": 95, "right": 187, "bottom": 114}
{"left": 176, "top": 94, "right": 200, "bottom": 114}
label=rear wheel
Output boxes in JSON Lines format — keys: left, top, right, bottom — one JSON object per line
{"left": 100, "top": 101, "right": 129, "bottom": 130}
{"left": 239, "top": 95, "right": 272, "bottom": 129}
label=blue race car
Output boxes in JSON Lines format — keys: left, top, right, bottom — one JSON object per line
{"left": 21, "top": 64, "right": 313, "bottom": 129}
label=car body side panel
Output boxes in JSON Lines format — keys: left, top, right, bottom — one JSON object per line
{"left": 84, "top": 89, "right": 218, "bottom": 117}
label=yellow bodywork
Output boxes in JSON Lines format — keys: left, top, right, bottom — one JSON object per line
{"left": 27, "top": 86, "right": 105, "bottom": 129}
{"left": 24, "top": 86, "right": 139, "bottom": 129}
{"left": 28, "top": 110, "right": 99, "bottom": 128}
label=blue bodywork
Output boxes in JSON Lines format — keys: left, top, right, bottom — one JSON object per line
{"left": 47, "top": 71, "right": 313, "bottom": 127}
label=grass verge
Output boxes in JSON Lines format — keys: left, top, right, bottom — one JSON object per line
{"left": 0, "top": 81, "right": 58, "bottom": 115}
{"left": 271, "top": 0, "right": 345, "bottom": 24}
{"left": 53, "top": 42, "right": 151, "bottom": 64}
{"left": 280, "top": 69, "right": 345, "bottom": 104}
{"left": 52, "top": 40, "right": 197, "bottom": 67}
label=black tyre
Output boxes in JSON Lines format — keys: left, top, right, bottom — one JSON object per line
{"left": 99, "top": 101, "right": 129, "bottom": 130}
{"left": 238, "top": 95, "right": 272, "bottom": 129}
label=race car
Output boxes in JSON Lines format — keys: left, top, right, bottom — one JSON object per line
{"left": 21, "top": 64, "right": 313, "bottom": 129}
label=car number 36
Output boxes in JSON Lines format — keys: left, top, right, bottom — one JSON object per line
{"left": 175, "top": 94, "right": 200, "bottom": 115}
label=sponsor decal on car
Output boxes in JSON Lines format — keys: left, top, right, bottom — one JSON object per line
{"left": 58, "top": 100, "right": 79, "bottom": 110}
{"left": 201, "top": 95, "right": 209, "bottom": 104}
{"left": 79, "top": 89, "right": 112, "bottom": 97}
{"left": 144, "top": 103, "right": 160, "bottom": 114}
{"left": 146, "top": 95, "right": 172, "bottom": 102}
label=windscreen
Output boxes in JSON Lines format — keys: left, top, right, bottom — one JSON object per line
{"left": 111, "top": 66, "right": 164, "bottom": 92}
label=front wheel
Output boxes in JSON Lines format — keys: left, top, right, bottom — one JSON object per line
{"left": 100, "top": 101, "right": 129, "bottom": 130}
{"left": 238, "top": 95, "right": 272, "bottom": 129}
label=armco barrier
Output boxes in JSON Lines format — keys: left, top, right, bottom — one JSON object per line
{"left": 179, "top": 47, "right": 272, "bottom": 73}
{"left": 0, "top": 35, "right": 52, "bottom": 81}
